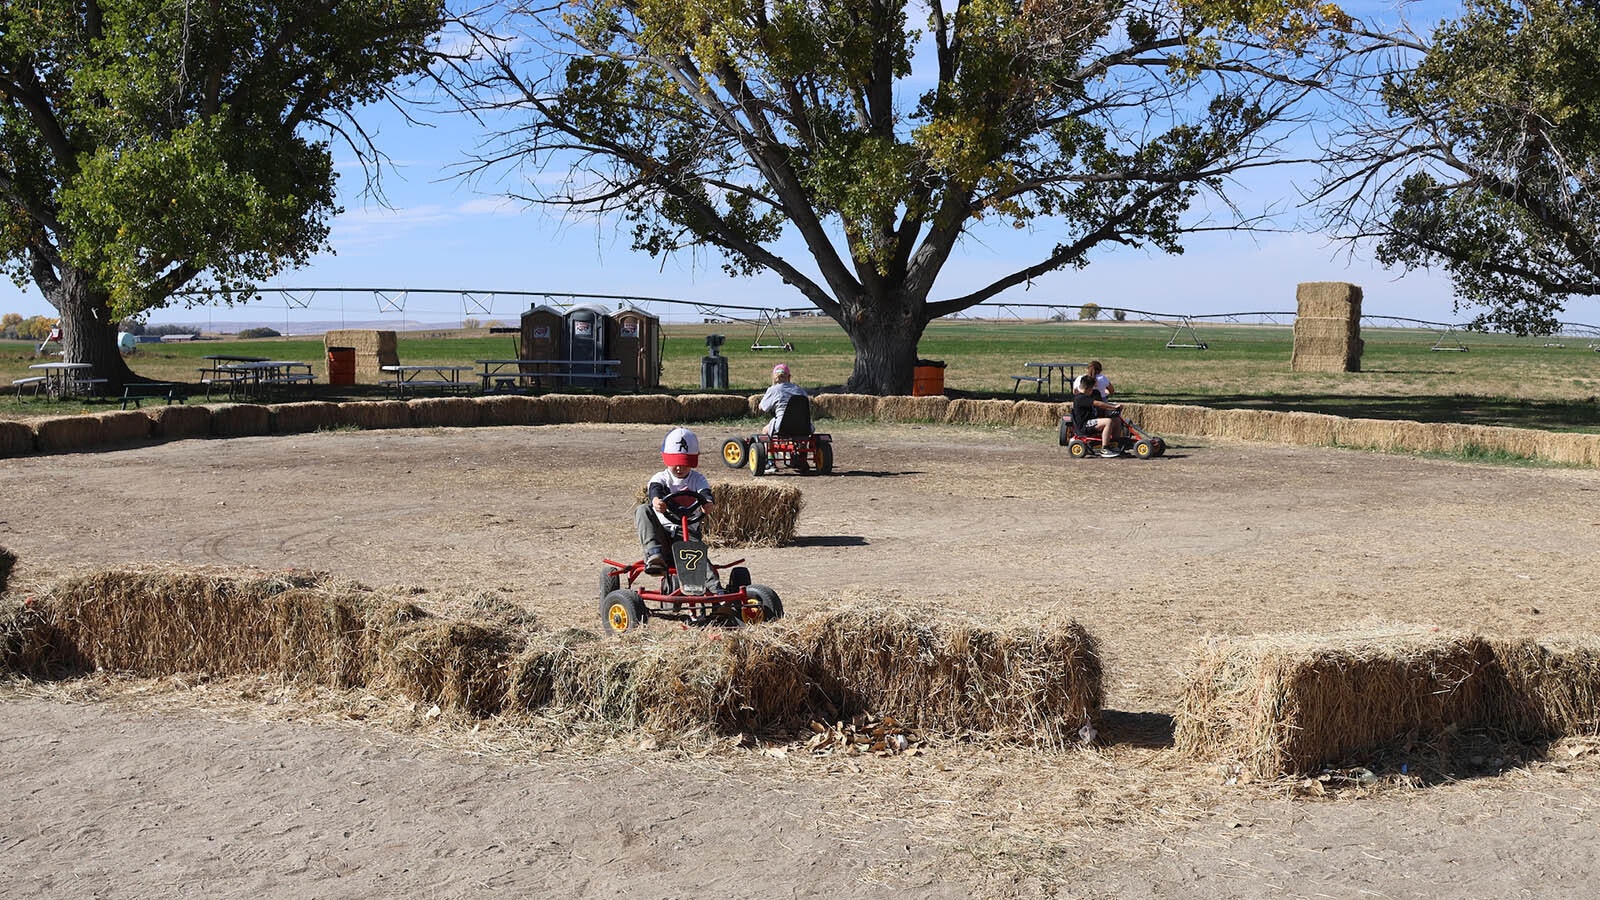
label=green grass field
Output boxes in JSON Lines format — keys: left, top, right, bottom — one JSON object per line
{"left": 5, "top": 317, "right": 1600, "bottom": 431}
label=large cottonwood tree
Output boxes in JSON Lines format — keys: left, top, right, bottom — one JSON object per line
{"left": 0, "top": 1, "right": 444, "bottom": 385}
{"left": 457, "top": 0, "right": 1357, "bottom": 393}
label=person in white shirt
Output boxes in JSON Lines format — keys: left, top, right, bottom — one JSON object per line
{"left": 758, "top": 363, "right": 808, "bottom": 436}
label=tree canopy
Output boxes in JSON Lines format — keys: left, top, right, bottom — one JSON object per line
{"left": 455, "top": 0, "right": 1358, "bottom": 392}
{"left": 1321, "top": 0, "right": 1600, "bottom": 334}
{"left": 0, "top": 0, "right": 445, "bottom": 380}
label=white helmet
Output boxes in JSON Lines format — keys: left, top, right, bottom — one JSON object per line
{"left": 660, "top": 427, "right": 700, "bottom": 467}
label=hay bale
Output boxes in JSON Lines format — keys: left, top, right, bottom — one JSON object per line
{"left": 1291, "top": 317, "right": 1360, "bottom": 343}
{"left": 0, "top": 597, "right": 58, "bottom": 677}
{"left": 1174, "top": 626, "right": 1499, "bottom": 778}
{"left": 0, "top": 420, "right": 35, "bottom": 457}
{"left": 374, "top": 614, "right": 520, "bottom": 716}
{"left": 811, "top": 393, "right": 877, "bottom": 421}
{"left": 946, "top": 398, "right": 1018, "bottom": 427}
{"left": 747, "top": 393, "right": 764, "bottom": 416}
{"left": 209, "top": 403, "right": 271, "bottom": 437}
{"left": 1489, "top": 636, "right": 1600, "bottom": 739}
{"left": 0, "top": 545, "right": 14, "bottom": 595}
{"left": 542, "top": 394, "right": 610, "bottom": 424}
{"left": 1296, "top": 281, "right": 1363, "bottom": 320}
{"left": 324, "top": 329, "right": 399, "bottom": 384}
{"left": 333, "top": 400, "right": 412, "bottom": 430}
{"left": 272, "top": 401, "right": 340, "bottom": 434}
{"left": 409, "top": 397, "right": 483, "bottom": 429}
{"left": 40, "top": 567, "right": 378, "bottom": 686}
{"left": 875, "top": 395, "right": 950, "bottom": 423}
{"left": 1011, "top": 400, "right": 1064, "bottom": 429}
{"left": 476, "top": 395, "right": 549, "bottom": 427}
{"left": 1123, "top": 403, "right": 1207, "bottom": 437}
{"left": 94, "top": 410, "right": 153, "bottom": 445}
{"left": 145, "top": 404, "right": 212, "bottom": 440}
{"left": 677, "top": 394, "right": 750, "bottom": 422}
{"left": 33, "top": 415, "right": 104, "bottom": 453}
{"left": 502, "top": 628, "right": 602, "bottom": 710}
{"left": 1333, "top": 417, "right": 1412, "bottom": 453}
{"left": 1538, "top": 431, "right": 1600, "bottom": 467}
{"left": 609, "top": 394, "right": 682, "bottom": 425}
{"left": 1204, "top": 408, "right": 1340, "bottom": 445}
{"left": 706, "top": 482, "right": 803, "bottom": 547}
{"left": 780, "top": 599, "right": 1102, "bottom": 747}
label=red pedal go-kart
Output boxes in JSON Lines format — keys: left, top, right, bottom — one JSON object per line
{"left": 1058, "top": 411, "right": 1167, "bottom": 459}
{"left": 720, "top": 395, "right": 833, "bottom": 476}
{"left": 600, "top": 491, "right": 784, "bottom": 635}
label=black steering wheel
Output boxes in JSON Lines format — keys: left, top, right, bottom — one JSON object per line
{"left": 660, "top": 490, "right": 706, "bottom": 521}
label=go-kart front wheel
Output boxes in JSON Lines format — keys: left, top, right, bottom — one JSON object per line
{"left": 1058, "top": 418, "right": 1070, "bottom": 447}
{"left": 1067, "top": 438, "right": 1089, "bottom": 459}
{"left": 742, "top": 584, "right": 784, "bottom": 624}
{"left": 1134, "top": 440, "right": 1155, "bottom": 459}
{"left": 601, "top": 589, "right": 649, "bottom": 635}
{"left": 720, "top": 437, "right": 749, "bottom": 468}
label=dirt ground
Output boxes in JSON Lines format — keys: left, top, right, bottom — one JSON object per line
{"left": 4, "top": 420, "right": 1600, "bottom": 898}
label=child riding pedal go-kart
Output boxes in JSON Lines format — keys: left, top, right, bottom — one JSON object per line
{"left": 720, "top": 394, "right": 834, "bottom": 476}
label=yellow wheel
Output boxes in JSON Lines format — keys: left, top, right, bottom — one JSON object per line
{"left": 1067, "top": 439, "right": 1088, "bottom": 458}
{"left": 720, "top": 438, "right": 748, "bottom": 468}
{"left": 600, "top": 589, "right": 648, "bottom": 634}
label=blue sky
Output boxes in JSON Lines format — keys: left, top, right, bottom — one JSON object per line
{"left": 3, "top": 0, "right": 1551, "bottom": 330}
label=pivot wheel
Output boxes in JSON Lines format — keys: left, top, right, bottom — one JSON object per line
{"left": 720, "top": 438, "right": 749, "bottom": 468}
{"left": 600, "top": 568, "right": 620, "bottom": 599}
{"left": 601, "top": 589, "right": 649, "bottom": 635}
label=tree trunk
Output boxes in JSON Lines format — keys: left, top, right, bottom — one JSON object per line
{"left": 839, "top": 300, "right": 929, "bottom": 395}
{"left": 49, "top": 268, "right": 139, "bottom": 390}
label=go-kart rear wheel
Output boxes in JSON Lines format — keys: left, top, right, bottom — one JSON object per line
{"left": 749, "top": 441, "right": 769, "bottom": 476}
{"left": 1134, "top": 440, "right": 1154, "bottom": 459}
{"left": 1067, "top": 438, "right": 1089, "bottom": 459}
{"left": 815, "top": 441, "right": 834, "bottom": 474}
{"left": 720, "top": 437, "right": 748, "bottom": 468}
{"left": 600, "top": 568, "right": 620, "bottom": 600}
{"left": 600, "top": 589, "right": 649, "bottom": 635}
{"left": 744, "top": 584, "right": 784, "bottom": 623}
{"left": 1151, "top": 438, "right": 1167, "bottom": 457}
{"left": 1058, "top": 417, "right": 1070, "bottom": 447}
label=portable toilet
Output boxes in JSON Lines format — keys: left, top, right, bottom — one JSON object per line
{"left": 565, "top": 304, "right": 610, "bottom": 386}
{"left": 519, "top": 305, "right": 564, "bottom": 361}
{"left": 608, "top": 305, "right": 661, "bottom": 389}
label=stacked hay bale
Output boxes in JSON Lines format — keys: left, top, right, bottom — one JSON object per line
{"left": 609, "top": 394, "right": 681, "bottom": 424}
{"left": 408, "top": 396, "right": 482, "bottom": 429}
{"left": 32, "top": 415, "right": 104, "bottom": 453}
{"left": 323, "top": 329, "right": 399, "bottom": 384}
{"left": 1175, "top": 625, "right": 1499, "bottom": 778}
{"left": 209, "top": 403, "right": 272, "bottom": 437}
{"left": 1290, "top": 281, "right": 1363, "bottom": 373}
{"left": 677, "top": 394, "right": 750, "bottom": 422}
{"left": 144, "top": 405, "right": 211, "bottom": 440}
{"left": 876, "top": 395, "right": 949, "bottom": 423}
{"left": 272, "top": 401, "right": 341, "bottom": 434}
{"left": 945, "top": 398, "right": 1017, "bottom": 427}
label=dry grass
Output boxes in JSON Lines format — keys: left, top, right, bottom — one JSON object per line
{"left": 1489, "top": 636, "right": 1600, "bottom": 739}
{"left": 209, "top": 403, "right": 271, "bottom": 437}
{"left": 706, "top": 482, "right": 804, "bottom": 547}
{"left": 608, "top": 394, "right": 682, "bottom": 424}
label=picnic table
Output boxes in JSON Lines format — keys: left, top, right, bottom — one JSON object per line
{"left": 198, "top": 355, "right": 271, "bottom": 399}
{"left": 215, "top": 360, "right": 314, "bottom": 400}
{"left": 380, "top": 364, "right": 475, "bottom": 398}
{"left": 1015, "top": 361, "right": 1088, "bottom": 395}
{"left": 24, "top": 362, "right": 103, "bottom": 399}
{"left": 476, "top": 359, "right": 624, "bottom": 392}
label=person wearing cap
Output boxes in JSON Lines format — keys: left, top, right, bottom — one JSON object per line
{"left": 758, "top": 363, "right": 808, "bottom": 436}
{"left": 636, "top": 427, "right": 716, "bottom": 575}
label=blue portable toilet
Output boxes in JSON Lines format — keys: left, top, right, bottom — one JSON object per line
{"left": 565, "top": 304, "right": 610, "bottom": 386}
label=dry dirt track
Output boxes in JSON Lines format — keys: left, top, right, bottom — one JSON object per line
{"left": 3, "top": 420, "right": 1600, "bottom": 898}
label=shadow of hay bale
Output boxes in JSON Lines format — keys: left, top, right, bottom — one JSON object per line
{"left": 145, "top": 404, "right": 211, "bottom": 440}
{"left": 0, "top": 420, "right": 34, "bottom": 457}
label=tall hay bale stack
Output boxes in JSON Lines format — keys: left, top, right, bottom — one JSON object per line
{"left": 706, "top": 482, "right": 803, "bottom": 547}
{"left": 946, "top": 398, "right": 1018, "bottom": 427}
{"left": 609, "top": 394, "right": 682, "bottom": 425}
{"left": 1174, "top": 626, "right": 1499, "bottom": 778}
{"left": 1290, "top": 281, "right": 1363, "bottom": 373}
{"left": 782, "top": 600, "right": 1103, "bottom": 747}
{"left": 678, "top": 394, "right": 750, "bottom": 422}
{"left": 477, "top": 395, "right": 549, "bottom": 427}
{"left": 271, "top": 401, "right": 340, "bottom": 434}
{"left": 1488, "top": 636, "right": 1600, "bottom": 739}
{"left": 1125, "top": 403, "right": 1208, "bottom": 437}
{"left": 876, "top": 395, "right": 949, "bottom": 423}
{"left": 209, "top": 403, "right": 271, "bottom": 437}
{"left": 1011, "top": 399, "right": 1064, "bottom": 429}
{"left": 542, "top": 394, "right": 610, "bottom": 424}
{"left": 812, "top": 393, "right": 877, "bottom": 421}
{"left": 145, "top": 404, "right": 211, "bottom": 440}
{"left": 323, "top": 329, "right": 399, "bottom": 384}
{"left": 373, "top": 612, "right": 521, "bottom": 716}
{"left": 334, "top": 400, "right": 412, "bottom": 430}
{"left": 0, "top": 420, "right": 34, "bottom": 457}
{"left": 33, "top": 415, "right": 104, "bottom": 453}
{"left": 41, "top": 568, "right": 377, "bottom": 685}
{"left": 409, "top": 396, "right": 483, "bottom": 429}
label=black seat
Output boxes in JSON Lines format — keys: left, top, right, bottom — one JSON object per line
{"left": 772, "top": 394, "right": 813, "bottom": 436}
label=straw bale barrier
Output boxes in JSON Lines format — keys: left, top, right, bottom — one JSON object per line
{"left": 705, "top": 482, "right": 804, "bottom": 547}
{"left": 779, "top": 600, "right": 1102, "bottom": 748}
{"left": 876, "top": 395, "right": 949, "bottom": 423}
{"left": 747, "top": 393, "right": 764, "bottom": 416}
{"left": 209, "top": 403, "right": 271, "bottom": 437}
{"left": 145, "top": 404, "right": 211, "bottom": 440}
{"left": 32, "top": 415, "right": 104, "bottom": 453}
{"left": 1538, "top": 431, "right": 1600, "bottom": 467}
{"left": 0, "top": 420, "right": 33, "bottom": 457}
{"left": 271, "top": 401, "right": 341, "bottom": 434}
{"left": 542, "top": 394, "right": 610, "bottom": 424}
{"left": 0, "top": 598, "right": 57, "bottom": 677}
{"left": 333, "top": 400, "right": 412, "bottom": 430}
{"left": 945, "top": 398, "right": 1018, "bottom": 427}
{"left": 1121, "top": 403, "right": 1208, "bottom": 438}
{"left": 40, "top": 568, "right": 379, "bottom": 686}
{"left": 324, "top": 329, "right": 398, "bottom": 384}
{"left": 1488, "top": 636, "right": 1600, "bottom": 739}
{"left": 476, "top": 395, "right": 549, "bottom": 427}
{"left": 811, "top": 393, "right": 877, "bottom": 421}
{"left": 374, "top": 615, "right": 520, "bottom": 716}
{"left": 609, "top": 394, "right": 682, "bottom": 425}
{"left": 1296, "top": 281, "right": 1364, "bottom": 320}
{"left": 0, "top": 545, "right": 14, "bottom": 594}
{"left": 1011, "top": 399, "right": 1063, "bottom": 429}
{"left": 91, "top": 411, "right": 152, "bottom": 446}
{"left": 1174, "top": 626, "right": 1499, "bottom": 778}
{"left": 409, "top": 396, "right": 483, "bottom": 429}
{"left": 677, "top": 394, "right": 750, "bottom": 422}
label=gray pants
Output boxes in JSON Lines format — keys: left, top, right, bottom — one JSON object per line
{"left": 636, "top": 503, "right": 669, "bottom": 557}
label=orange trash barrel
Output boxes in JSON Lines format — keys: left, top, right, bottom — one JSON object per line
{"left": 327, "top": 346, "right": 356, "bottom": 385}
{"left": 911, "top": 359, "right": 946, "bottom": 396}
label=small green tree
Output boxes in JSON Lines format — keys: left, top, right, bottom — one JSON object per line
{"left": 1078, "top": 303, "right": 1102, "bottom": 321}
